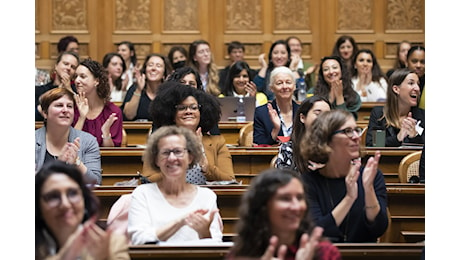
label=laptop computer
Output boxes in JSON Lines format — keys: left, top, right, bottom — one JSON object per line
{"left": 218, "top": 96, "right": 256, "bottom": 122}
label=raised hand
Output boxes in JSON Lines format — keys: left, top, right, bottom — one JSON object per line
{"left": 245, "top": 81, "right": 258, "bottom": 97}
{"left": 258, "top": 53, "right": 268, "bottom": 69}
{"left": 75, "top": 92, "right": 89, "bottom": 119}
{"left": 102, "top": 113, "right": 118, "bottom": 137}
{"left": 294, "top": 227, "right": 323, "bottom": 260}
{"left": 398, "top": 112, "right": 418, "bottom": 141}
{"left": 361, "top": 150, "right": 381, "bottom": 188}
{"left": 267, "top": 103, "right": 281, "bottom": 130}
{"left": 345, "top": 159, "right": 361, "bottom": 201}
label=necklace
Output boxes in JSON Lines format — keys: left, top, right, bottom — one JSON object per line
{"left": 325, "top": 178, "right": 350, "bottom": 242}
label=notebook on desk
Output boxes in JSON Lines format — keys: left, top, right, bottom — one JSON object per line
{"left": 218, "top": 96, "right": 256, "bottom": 121}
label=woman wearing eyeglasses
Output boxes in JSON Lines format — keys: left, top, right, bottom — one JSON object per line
{"left": 143, "top": 81, "right": 235, "bottom": 184}
{"left": 128, "top": 125, "right": 223, "bottom": 245}
{"left": 298, "top": 109, "right": 388, "bottom": 243}
{"left": 35, "top": 160, "right": 130, "bottom": 259}
{"left": 365, "top": 68, "right": 425, "bottom": 147}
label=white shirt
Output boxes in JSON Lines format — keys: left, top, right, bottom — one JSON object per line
{"left": 351, "top": 77, "right": 388, "bottom": 102}
{"left": 128, "top": 183, "right": 223, "bottom": 245}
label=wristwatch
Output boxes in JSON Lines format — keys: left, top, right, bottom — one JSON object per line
{"left": 75, "top": 156, "right": 81, "bottom": 166}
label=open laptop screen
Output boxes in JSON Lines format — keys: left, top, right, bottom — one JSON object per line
{"left": 218, "top": 96, "right": 256, "bottom": 121}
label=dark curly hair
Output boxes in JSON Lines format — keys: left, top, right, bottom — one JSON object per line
{"left": 35, "top": 160, "right": 99, "bottom": 259}
{"left": 79, "top": 58, "right": 111, "bottom": 102}
{"left": 232, "top": 168, "right": 314, "bottom": 257}
{"left": 149, "top": 81, "right": 221, "bottom": 133}
{"left": 314, "top": 56, "right": 359, "bottom": 109}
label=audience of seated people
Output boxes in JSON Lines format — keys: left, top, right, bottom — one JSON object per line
{"left": 34, "top": 37, "right": 425, "bottom": 256}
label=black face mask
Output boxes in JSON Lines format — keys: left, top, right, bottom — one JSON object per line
{"left": 172, "top": 60, "right": 186, "bottom": 70}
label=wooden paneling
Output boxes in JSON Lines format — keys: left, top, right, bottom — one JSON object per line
{"left": 35, "top": 0, "right": 425, "bottom": 74}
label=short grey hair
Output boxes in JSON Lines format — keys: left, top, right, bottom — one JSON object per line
{"left": 143, "top": 125, "right": 203, "bottom": 172}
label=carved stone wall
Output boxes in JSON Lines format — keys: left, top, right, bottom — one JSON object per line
{"left": 115, "top": 0, "right": 151, "bottom": 32}
{"left": 35, "top": 0, "right": 425, "bottom": 73}
{"left": 52, "top": 0, "right": 87, "bottom": 31}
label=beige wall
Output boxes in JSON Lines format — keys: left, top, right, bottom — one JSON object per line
{"left": 35, "top": 0, "right": 425, "bottom": 73}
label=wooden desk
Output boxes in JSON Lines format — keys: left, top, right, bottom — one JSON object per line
{"left": 94, "top": 183, "right": 424, "bottom": 243}
{"left": 99, "top": 147, "right": 279, "bottom": 185}
{"left": 218, "top": 121, "right": 247, "bottom": 146}
{"left": 120, "top": 121, "right": 151, "bottom": 146}
{"left": 128, "top": 243, "right": 424, "bottom": 260}
{"left": 99, "top": 147, "right": 422, "bottom": 185}
{"left": 362, "top": 147, "right": 423, "bottom": 183}
{"left": 357, "top": 102, "right": 384, "bottom": 121}
{"left": 36, "top": 121, "right": 248, "bottom": 147}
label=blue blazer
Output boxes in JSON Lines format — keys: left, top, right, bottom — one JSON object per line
{"left": 253, "top": 99, "right": 299, "bottom": 145}
{"left": 35, "top": 127, "right": 102, "bottom": 184}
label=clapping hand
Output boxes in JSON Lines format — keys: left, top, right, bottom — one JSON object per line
{"left": 260, "top": 227, "right": 324, "bottom": 260}
{"left": 185, "top": 208, "right": 219, "bottom": 239}
{"left": 398, "top": 112, "right": 418, "bottom": 141}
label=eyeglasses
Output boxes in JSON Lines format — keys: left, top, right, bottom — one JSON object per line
{"left": 41, "top": 188, "right": 82, "bottom": 208}
{"left": 159, "top": 147, "right": 188, "bottom": 159}
{"left": 175, "top": 104, "right": 201, "bottom": 112}
{"left": 333, "top": 127, "right": 363, "bottom": 138}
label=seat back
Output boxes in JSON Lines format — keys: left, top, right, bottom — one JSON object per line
{"left": 360, "top": 126, "right": 368, "bottom": 146}
{"left": 270, "top": 155, "right": 278, "bottom": 168}
{"left": 238, "top": 122, "right": 254, "bottom": 147}
{"left": 398, "top": 151, "right": 422, "bottom": 183}
{"left": 121, "top": 128, "right": 128, "bottom": 147}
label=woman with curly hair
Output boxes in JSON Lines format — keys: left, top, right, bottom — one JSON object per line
{"left": 73, "top": 58, "right": 124, "bottom": 147}
{"left": 228, "top": 168, "right": 341, "bottom": 260}
{"left": 307, "top": 56, "right": 361, "bottom": 120}
{"left": 142, "top": 81, "right": 235, "bottom": 184}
